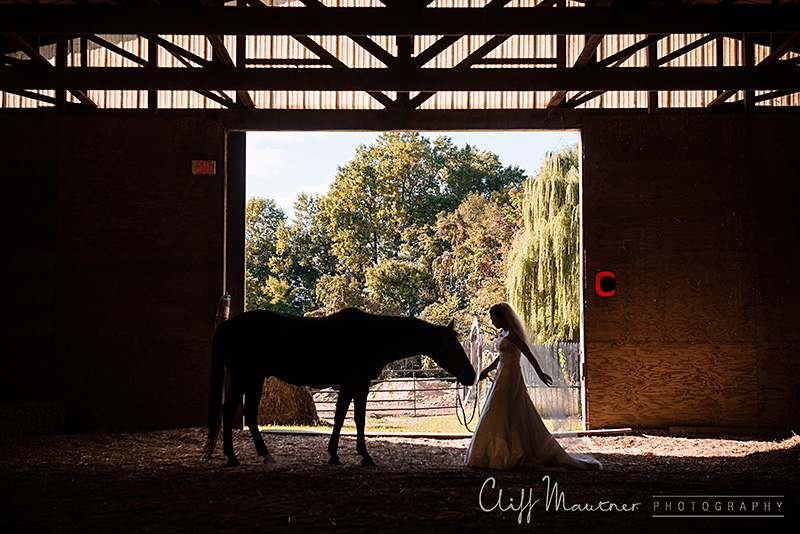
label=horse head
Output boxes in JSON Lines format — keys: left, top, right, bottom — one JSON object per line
{"left": 431, "top": 320, "right": 476, "bottom": 386}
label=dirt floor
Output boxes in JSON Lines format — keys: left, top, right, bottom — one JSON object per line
{"left": 1, "top": 428, "right": 798, "bottom": 533}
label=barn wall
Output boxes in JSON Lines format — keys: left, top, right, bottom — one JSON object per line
{"left": 582, "top": 113, "right": 800, "bottom": 431}
{"left": 0, "top": 115, "right": 231, "bottom": 430}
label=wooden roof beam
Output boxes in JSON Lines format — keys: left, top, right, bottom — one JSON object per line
{"left": 709, "top": 32, "right": 800, "bottom": 106}
{"left": 144, "top": 35, "right": 210, "bottom": 68}
{"left": 2, "top": 32, "right": 96, "bottom": 107}
{"left": 142, "top": 34, "right": 236, "bottom": 108}
{"left": 409, "top": 34, "right": 513, "bottom": 109}
{"left": 658, "top": 34, "right": 716, "bottom": 66}
{"left": 291, "top": 35, "right": 396, "bottom": 110}
{"left": 569, "top": 33, "right": 719, "bottom": 107}
{"left": 295, "top": 0, "right": 398, "bottom": 69}
{"left": 564, "top": 33, "right": 669, "bottom": 107}
{"left": 548, "top": 34, "right": 603, "bottom": 108}
{"left": 6, "top": 65, "right": 798, "bottom": 92}
{"left": 412, "top": 0, "right": 524, "bottom": 69}
{"left": 4, "top": 89, "right": 57, "bottom": 106}
{"left": 207, "top": 34, "right": 254, "bottom": 107}
{"left": 86, "top": 34, "right": 148, "bottom": 67}
{"left": 286, "top": 0, "right": 399, "bottom": 108}
{"left": 409, "top": 0, "right": 556, "bottom": 110}
{"left": 3, "top": 5, "right": 800, "bottom": 36}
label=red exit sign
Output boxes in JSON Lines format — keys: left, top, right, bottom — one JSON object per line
{"left": 192, "top": 160, "right": 217, "bottom": 175}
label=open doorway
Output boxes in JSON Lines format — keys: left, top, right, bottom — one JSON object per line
{"left": 243, "top": 130, "right": 583, "bottom": 434}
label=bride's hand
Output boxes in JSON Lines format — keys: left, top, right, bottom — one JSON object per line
{"left": 539, "top": 372, "right": 553, "bottom": 387}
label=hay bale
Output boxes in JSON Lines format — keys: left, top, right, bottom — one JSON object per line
{"left": 257, "top": 377, "right": 320, "bottom": 426}
{"left": 0, "top": 403, "right": 67, "bottom": 435}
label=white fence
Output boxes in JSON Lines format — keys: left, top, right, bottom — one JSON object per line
{"left": 311, "top": 340, "right": 582, "bottom": 426}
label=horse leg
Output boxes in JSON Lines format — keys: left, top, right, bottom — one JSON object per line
{"left": 327, "top": 384, "right": 353, "bottom": 465}
{"left": 222, "top": 380, "right": 244, "bottom": 467}
{"left": 245, "top": 378, "right": 275, "bottom": 464}
{"left": 352, "top": 381, "right": 374, "bottom": 467}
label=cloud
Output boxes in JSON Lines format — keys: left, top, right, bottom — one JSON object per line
{"left": 246, "top": 144, "right": 289, "bottom": 181}
{"left": 249, "top": 131, "right": 339, "bottom": 145}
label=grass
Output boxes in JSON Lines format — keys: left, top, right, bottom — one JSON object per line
{"left": 258, "top": 414, "right": 471, "bottom": 434}
{"left": 257, "top": 413, "right": 583, "bottom": 434}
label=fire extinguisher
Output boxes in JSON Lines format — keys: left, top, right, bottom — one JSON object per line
{"left": 215, "top": 292, "right": 231, "bottom": 327}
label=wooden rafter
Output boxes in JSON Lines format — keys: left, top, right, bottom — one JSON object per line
{"left": 290, "top": 35, "right": 396, "bottom": 110}
{"left": 206, "top": 35, "right": 254, "bottom": 107}
{"left": 596, "top": 34, "right": 667, "bottom": 69}
{"left": 4, "top": 89, "right": 57, "bottom": 105}
{"left": 86, "top": 35, "right": 148, "bottom": 67}
{"left": 4, "top": 5, "right": 800, "bottom": 36}
{"left": 658, "top": 34, "right": 716, "bottom": 66}
{"left": 753, "top": 89, "right": 800, "bottom": 103}
{"left": 6, "top": 65, "right": 798, "bottom": 92}
{"left": 409, "top": 35, "right": 514, "bottom": 110}
{"left": 2, "top": 32, "right": 96, "bottom": 107}
{"left": 554, "top": 0, "right": 673, "bottom": 110}
{"left": 144, "top": 35, "right": 210, "bottom": 68}
{"left": 294, "top": 0, "right": 398, "bottom": 69}
{"left": 143, "top": 35, "right": 236, "bottom": 108}
{"left": 1, "top": 3, "right": 798, "bottom": 114}
{"left": 565, "top": 33, "right": 721, "bottom": 108}
{"left": 548, "top": 34, "right": 604, "bottom": 108}
{"left": 412, "top": 0, "right": 521, "bottom": 69}
{"left": 561, "top": 34, "right": 667, "bottom": 108}
{"left": 252, "top": 0, "right": 398, "bottom": 109}
{"left": 407, "top": 0, "right": 558, "bottom": 110}
{"left": 709, "top": 32, "right": 800, "bottom": 106}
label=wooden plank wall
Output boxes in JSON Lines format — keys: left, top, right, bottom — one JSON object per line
{"left": 0, "top": 115, "right": 229, "bottom": 430}
{"left": 581, "top": 113, "right": 800, "bottom": 431}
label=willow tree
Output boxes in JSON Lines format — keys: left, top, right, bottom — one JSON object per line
{"left": 507, "top": 145, "right": 580, "bottom": 344}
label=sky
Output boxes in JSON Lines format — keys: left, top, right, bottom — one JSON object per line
{"left": 246, "top": 130, "right": 581, "bottom": 220}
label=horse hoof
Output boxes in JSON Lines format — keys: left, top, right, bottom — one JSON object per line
{"left": 361, "top": 456, "right": 376, "bottom": 467}
{"left": 225, "top": 458, "right": 241, "bottom": 467}
{"left": 328, "top": 456, "right": 342, "bottom": 466}
{"left": 262, "top": 454, "right": 276, "bottom": 465}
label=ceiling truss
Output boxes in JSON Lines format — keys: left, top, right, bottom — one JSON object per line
{"left": 1, "top": 1, "right": 799, "bottom": 128}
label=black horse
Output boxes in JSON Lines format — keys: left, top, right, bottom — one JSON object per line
{"left": 203, "top": 308, "right": 476, "bottom": 467}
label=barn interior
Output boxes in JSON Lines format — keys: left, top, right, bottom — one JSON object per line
{"left": 1, "top": 0, "right": 798, "bottom": 439}
{"left": 2, "top": 2, "right": 799, "bottom": 533}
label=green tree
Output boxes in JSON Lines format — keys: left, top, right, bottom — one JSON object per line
{"left": 269, "top": 193, "right": 337, "bottom": 314}
{"left": 324, "top": 132, "right": 445, "bottom": 279}
{"left": 434, "top": 138, "right": 527, "bottom": 215}
{"left": 428, "top": 192, "right": 518, "bottom": 331}
{"left": 507, "top": 144, "right": 581, "bottom": 343}
{"left": 245, "top": 197, "right": 287, "bottom": 311}
{"left": 365, "top": 258, "right": 435, "bottom": 316}
{"left": 311, "top": 273, "right": 366, "bottom": 316}
{"left": 260, "top": 276, "right": 297, "bottom": 314}
{"left": 316, "top": 132, "right": 525, "bottom": 316}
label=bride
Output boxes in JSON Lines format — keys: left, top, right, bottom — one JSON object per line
{"left": 465, "top": 302, "right": 601, "bottom": 470}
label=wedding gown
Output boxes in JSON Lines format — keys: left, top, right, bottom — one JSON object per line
{"left": 465, "top": 331, "right": 601, "bottom": 470}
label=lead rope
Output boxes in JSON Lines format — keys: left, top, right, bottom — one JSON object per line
{"left": 455, "top": 381, "right": 479, "bottom": 433}
{"left": 456, "top": 317, "right": 484, "bottom": 433}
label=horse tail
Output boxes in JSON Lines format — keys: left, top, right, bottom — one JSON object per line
{"left": 202, "top": 328, "right": 225, "bottom": 461}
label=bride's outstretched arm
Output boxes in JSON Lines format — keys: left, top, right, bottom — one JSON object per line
{"left": 506, "top": 329, "right": 553, "bottom": 387}
{"left": 479, "top": 358, "right": 499, "bottom": 381}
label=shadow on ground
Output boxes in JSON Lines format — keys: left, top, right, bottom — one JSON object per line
{"left": 1, "top": 428, "right": 796, "bottom": 533}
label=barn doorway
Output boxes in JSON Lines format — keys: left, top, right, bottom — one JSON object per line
{"left": 242, "top": 130, "right": 585, "bottom": 433}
